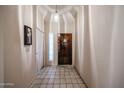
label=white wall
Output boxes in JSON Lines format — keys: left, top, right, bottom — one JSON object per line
{"left": 88, "top": 5, "right": 115, "bottom": 87}
{"left": 0, "top": 5, "right": 37, "bottom": 87}
{"left": 44, "top": 21, "right": 50, "bottom": 66}
{"left": 36, "top": 5, "right": 45, "bottom": 72}
{"left": 109, "top": 6, "right": 124, "bottom": 88}
{"left": 18, "top": 5, "right": 36, "bottom": 87}
{"left": 2, "top": 6, "right": 23, "bottom": 87}
{"left": 89, "top": 5, "right": 124, "bottom": 88}
{"left": 0, "top": 6, "right": 4, "bottom": 87}
{"left": 75, "top": 6, "right": 84, "bottom": 77}
{"left": 75, "top": 5, "right": 124, "bottom": 88}
{"left": 36, "top": 6, "right": 44, "bottom": 31}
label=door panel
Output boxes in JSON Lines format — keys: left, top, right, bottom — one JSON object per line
{"left": 58, "top": 33, "right": 72, "bottom": 65}
{"left": 36, "top": 29, "right": 44, "bottom": 73}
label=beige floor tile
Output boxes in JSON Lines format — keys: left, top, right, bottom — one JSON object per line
{"left": 65, "top": 75, "right": 71, "bottom": 79}
{"left": 67, "top": 84, "right": 73, "bottom": 88}
{"left": 46, "top": 84, "right": 53, "bottom": 88}
{"left": 30, "top": 65, "right": 87, "bottom": 88}
{"left": 55, "top": 74, "right": 60, "bottom": 78}
{"left": 70, "top": 75, "right": 75, "bottom": 79}
{"left": 60, "top": 74, "right": 65, "bottom": 78}
{"left": 60, "top": 84, "right": 66, "bottom": 88}
{"left": 77, "top": 79, "right": 83, "bottom": 83}
{"left": 61, "top": 79, "right": 66, "bottom": 84}
{"left": 65, "top": 72, "right": 69, "bottom": 75}
{"left": 79, "top": 84, "right": 86, "bottom": 88}
{"left": 75, "top": 75, "right": 80, "bottom": 78}
{"left": 73, "top": 84, "right": 80, "bottom": 88}
{"left": 50, "top": 74, "right": 55, "bottom": 78}
{"left": 48, "top": 78, "right": 54, "bottom": 84}
{"left": 40, "top": 84, "right": 47, "bottom": 88}
{"left": 32, "top": 79, "right": 42, "bottom": 84}
{"left": 44, "top": 75, "right": 51, "bottom": 78}
{"left": 41, "top": 79, "right": 49, "bottom": 84}
{"left": 71, "top": 79, "right": 78, "bottom": 83}
{"left": 54, "top": 79, "right": 60, "bottom": 84}
{"left": 66, "top": 79, "right": 72, "bottom": 83}
{"left": 53, "top": 84, "right": 59, "bottom": 88}
{"left": 31, "top": 84, "right": 41, "bottom": 88}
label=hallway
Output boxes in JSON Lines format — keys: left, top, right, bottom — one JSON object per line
{"left": 30, "top": 65, "right": 86, "bottom": 88}
{"left": 1, "top": 5, "right": 124, "bottom": 88}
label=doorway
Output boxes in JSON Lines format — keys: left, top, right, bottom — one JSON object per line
{"left": 58, "top": 33, "right": 72, "bottom": 65}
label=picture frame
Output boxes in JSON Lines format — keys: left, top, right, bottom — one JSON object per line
{"left": 24, "top": 25, "right": 32, "bottom": 45}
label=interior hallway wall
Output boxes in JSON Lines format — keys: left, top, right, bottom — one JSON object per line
{"left": 18, "top": 5, "right": 36, "bottom": 87}
{"left": 35, "top": 6, "right": 45, "bottom": 73}
{"left": 75, "top": 6, "right": 84, "bottom": 79}
{"left": 44, "top": 21, "right": 50, "bottom": 66}
{"left": 75, "top": 5, "right": 124, "bottom": 88}
{"left": 2, "top": 6, "right": 23, "bottom": 87}
{"left": 75, "top": 5, "right": 98, "bottom": 87}
{"left": 0, "top": 5, "right": 37, "bottom": 87}
{"left": 81, "top": 6, "right": 97, "bottom": 87}
{"left": 109, "top": 6, "right": 124, "bottom": 88}
{"left": 0, "top": 6, "right": 4, "bottom": 87}
{"left": 86, "top": 5, "right": 115, "bottom": 87}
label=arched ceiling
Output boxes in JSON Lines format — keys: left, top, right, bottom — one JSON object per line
{"left": 48, "top": 5, "right": 69, "bottom": 11}
{"left": 41, "top": 5, "right": 77, "bottom": 24}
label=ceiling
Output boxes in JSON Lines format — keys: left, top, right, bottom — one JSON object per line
{"left": 48, "top": 5, "right": 68, "bottom": 10}
{"left": 42, "top": 5, "right": 78, "bottom": 23}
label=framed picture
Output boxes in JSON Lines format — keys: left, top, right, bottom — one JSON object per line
{"left": 24, "top": 25, "right": 32, "bottom": 45}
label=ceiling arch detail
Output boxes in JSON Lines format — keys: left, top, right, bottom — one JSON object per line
{"left": 40, "top": 5, "right": 78, "bottom": 23}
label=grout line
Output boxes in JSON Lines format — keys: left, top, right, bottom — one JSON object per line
{"left": 30, "top": 65, "right": 87, "bottom": 88}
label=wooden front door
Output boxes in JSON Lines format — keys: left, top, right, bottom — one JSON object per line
{"left": 58, "top": 33, "right": 72, "bottom": 65}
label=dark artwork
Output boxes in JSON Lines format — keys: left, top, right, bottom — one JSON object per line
{"left": 58, "top": 33, "right": 72, "bottom": 65}
{"left": 24, "top": 25, "right": 32, "bottom": 45}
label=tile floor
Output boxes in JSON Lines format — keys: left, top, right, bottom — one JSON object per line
{"left": 30, "top": 65, "right": 87, "bottom": 88}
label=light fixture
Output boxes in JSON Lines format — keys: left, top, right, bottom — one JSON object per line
{"left": 63, "top": 38, "right": 67, "bottom": 43}
{"left": 54, "top": 5, "right": 59, "bottom": 22}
